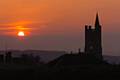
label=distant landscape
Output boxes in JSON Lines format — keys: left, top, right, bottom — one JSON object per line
{"left": 0, "top": 50, "right": 119, "bottom": 64}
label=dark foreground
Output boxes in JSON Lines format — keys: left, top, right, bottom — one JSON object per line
{"left": 0, "top": 64, "right": 120, "bottom": 80}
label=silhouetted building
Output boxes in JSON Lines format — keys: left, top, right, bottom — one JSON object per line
{"left": 85, "top": 13, "right": 103, "bottom": 60}
{"left": 48, "top": 53, "right": 106, "bottom": 66}
{"left": 34, "top": 55, "right": 41, "bottom": 64}
{"left": 0, "top": 54, "right": 4, "bottom": 63}
{"left": 5, "top": 51, "right": 12, "bottom": 64}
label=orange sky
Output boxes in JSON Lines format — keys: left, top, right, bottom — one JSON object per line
{"left": 0, "top": 0, "right": 120, "bottom": 55}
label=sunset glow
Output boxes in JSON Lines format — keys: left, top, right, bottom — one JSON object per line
{"left": 0, "top": 0, "right": 119, "bottom": 55}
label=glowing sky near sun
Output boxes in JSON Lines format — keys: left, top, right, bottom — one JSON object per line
{"left": 0, "top": 0, "right": 120, "bottom": 55}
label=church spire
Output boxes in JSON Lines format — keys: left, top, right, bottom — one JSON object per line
{"left": 95, "top": 13, "right": 100, "bottom": 27}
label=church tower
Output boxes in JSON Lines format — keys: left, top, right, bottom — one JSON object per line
{"left": 85, "top": 13, "right": 102, "bottom": 60}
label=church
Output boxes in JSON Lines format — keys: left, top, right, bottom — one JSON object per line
{"left": 48, "top": 13, "right": 106, "bottom": 66}
{"left": 85, "top": 13, "right": 103, "bottom": 61}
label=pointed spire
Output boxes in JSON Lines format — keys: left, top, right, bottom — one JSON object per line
{"left": 95, "top": 13, "right": 100, "bottom": 27}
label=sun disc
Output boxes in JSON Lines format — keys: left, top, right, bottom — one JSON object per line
{"left": 18, "top": 31, "right": 25, "bottom": 37}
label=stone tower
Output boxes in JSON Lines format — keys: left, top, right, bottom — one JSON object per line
{"left": 85, "top": 13, "right": 102, "bottom": 60}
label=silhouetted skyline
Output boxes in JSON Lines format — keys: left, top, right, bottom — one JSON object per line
{"left": 0, "top": 1, "right": 120, "bottom": 80}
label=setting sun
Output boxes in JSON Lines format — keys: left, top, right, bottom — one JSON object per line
{"left": 18, "top": 31, "right": 25, "bottom": 37}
